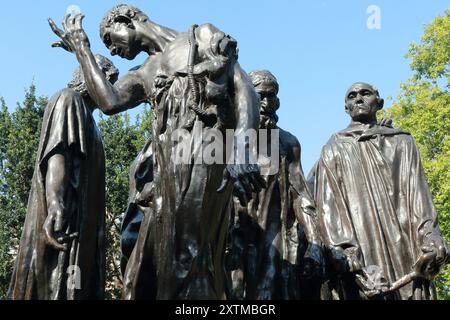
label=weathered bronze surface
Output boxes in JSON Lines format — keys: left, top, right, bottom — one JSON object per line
{"left": 9, "top": 4, "right": 449, "bottom": 301}
{"left": 8, "top": 56, "right": 118, "bottom": 300}
{"left": 49, "top": 4, "right": 265, "bottom": 299}
{"left": 310, "top": 83, "right": 449, "bottom": 300}
{"left": 226, "top": 70, "right": 323, "bottom": 300}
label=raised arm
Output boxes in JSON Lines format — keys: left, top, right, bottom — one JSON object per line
{"left": 73, "top": 46, "right": 146, "bottom": 115}
{"left": 217, "top": 61, "right": 266, "bottom": 205}
{"left": 49, "top": 14, "right": 146, "bottom": 115}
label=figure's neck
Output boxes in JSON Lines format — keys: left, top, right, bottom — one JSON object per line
{"left": 137, "top": 20, "right": 178, "bottom": 54}
{"left": 350, "top": 118, "right": 378, "bottom": 127}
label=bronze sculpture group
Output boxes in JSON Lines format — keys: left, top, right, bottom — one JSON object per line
{"left": 7, "top": 4, "right": 449, "bottom": 300}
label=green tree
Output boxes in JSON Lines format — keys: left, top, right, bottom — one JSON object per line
{"left": 98, "top": 105, "right": 151, "bottom": 299}
{"left": 0, "top": 98, "right": 12, "bottom": 298}
{"left": 0, "top": 83, "right": 46, "bottom": 298}
{"left": 386, "top": 9, "right": 450, "bottom": 299}
{"left": 0, "top": 98, "right": 10, "bottom": 172}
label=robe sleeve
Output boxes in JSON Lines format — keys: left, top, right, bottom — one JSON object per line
{"left": 38, "top": 88, "right": 88, "bottom": 169}
{"left": 406, "top": 136, "right": 449, "bottom": 259}
{"left": 315, "top": 140, "right": 362, "bottom": 272}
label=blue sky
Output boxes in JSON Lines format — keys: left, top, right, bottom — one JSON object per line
{"left": 0, "top": 1, "right": 448, "bottom": 172}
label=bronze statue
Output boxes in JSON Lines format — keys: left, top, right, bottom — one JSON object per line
{"left": 226, "top": 70, "right": 323, "bottom": 300}
{"left": 8, "top": 55, "right": 119, "bottom": 300}
{"left": 49, "top": 4, "right": 265, "bottom": 299}
{"left": 311, "top": 82, "right": 449, "bottom": 300}
{"left": 121, "top": 139, "right": 155, "bottom": 299}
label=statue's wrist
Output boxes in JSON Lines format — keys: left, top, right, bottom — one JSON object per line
{"left": 78, "top": 40, "right": 90, "bottom": 52}
{"left": 343, "top": 247, "right": 362, "bottom": 273}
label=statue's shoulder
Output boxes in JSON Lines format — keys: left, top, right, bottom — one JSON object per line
{"left": 169, "top": 23, "right": 220, "bottom": 43}
{"left": 279, "top": 128, "right": 301, "bottom": 149}
{"left": 325, "top": 132, "right": 341, "bottom": 146}
{"left": 195, "top": 23, "right": 238, "bottom": 56}
{"left": 197, "top": 23, "right": 219, "bottom": 32}
{"left": 278, "top": 128, "right": 302, "bottom": 162}
{"left": 391, "top": 129, "right": 416, "bottom": 146}
{"left": 47, "top": 88, "right": 84, "bottom": 112}
{"left": 319, "top": 133, "right": 341, "bottom": 160}
{"left": 52, "top": 88, "right": 82, "bottom": 101}
{"left": 46, "top": 88, "right": 91, "bottom": 122}
{"left": 43, "top": 88, "right": 87, "bottom": 133}
{"left": 196, "top": 23, "right": 222, "bottom": 38}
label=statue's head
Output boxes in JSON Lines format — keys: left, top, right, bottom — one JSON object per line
{"left": 249, "top": 70, "right": 280, "bottom": 129}
{"left": 68, "top": 54, "right": 119, "bottom": 97}
{"left": 345, "top": 82, "right": 384, "bottom": 123}
{"left": 100, "top": 4, "right": 149, "bottom": 60}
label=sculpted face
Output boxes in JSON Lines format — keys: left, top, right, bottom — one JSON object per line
{"left": 104, "top": 22, "right": 141, "bottom": 60}
{"left": 345, "top": 83, "right": 383, "bottom": 123}
{"left": 255, "top": 81, "right": 279, "bottom": 129}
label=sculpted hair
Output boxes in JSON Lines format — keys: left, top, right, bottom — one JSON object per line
{"left": 68, "top": 54, "right": 119, "bottom": 96}
{"left": 248, "top": 70, "right": 279, "bottom": 94}
{"left": 100, "top": 4, "right": 149, "bottom": 47}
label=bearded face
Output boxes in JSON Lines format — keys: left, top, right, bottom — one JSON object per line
{"left": 255, "top": 81, "right": 280, "bottom": 129}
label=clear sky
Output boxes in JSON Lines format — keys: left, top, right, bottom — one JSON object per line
{"left": 0, "top": 1, "right": 448, "bottom": 172}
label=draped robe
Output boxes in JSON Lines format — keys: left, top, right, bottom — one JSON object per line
{"left": 8, "top": 89, "right": 105, "bottom": 300}
{"left": 314, "top": 122, "right": 447, "bottom": 300}
{"left": 122, "top": 24, "right": 248, "bottom": 300}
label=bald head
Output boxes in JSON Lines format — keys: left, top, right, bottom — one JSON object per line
{"left": 346, "top": 82, "right": 380, "bottom": 100}
{"left": 345, "top": 82, "right": 384, "bottom": 123}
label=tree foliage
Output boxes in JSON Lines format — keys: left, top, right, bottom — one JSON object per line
{"left": 0, "top": 83, "right": 46, "bottom": 298}
{"left": 386, "top": 9, "right": 450, "bottom": 299}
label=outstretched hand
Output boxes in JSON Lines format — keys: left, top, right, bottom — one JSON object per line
{"left": 217, "top": 164, "right": 266, "bottom": 206}
{"left": 48, "top": 13, "right": 90, "bottom": 53}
